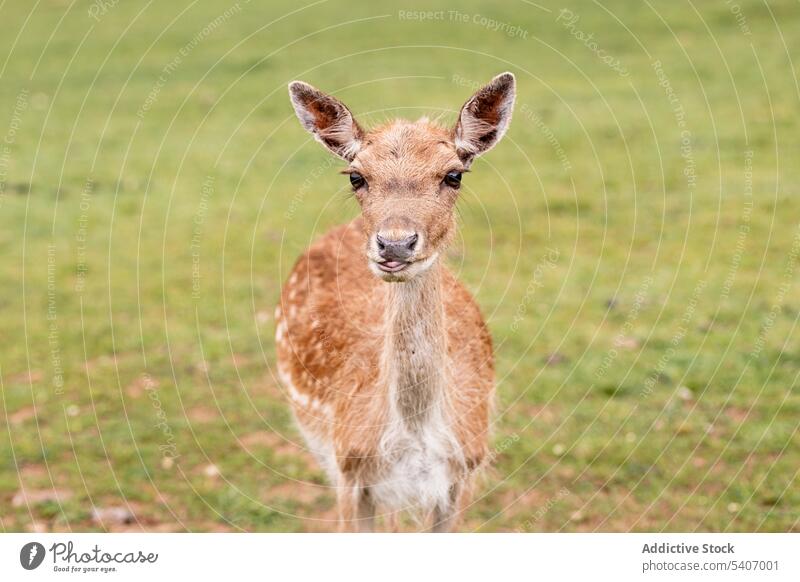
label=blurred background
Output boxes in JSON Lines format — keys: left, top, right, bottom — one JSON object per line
{"left": 0, "top": 0, "right": 798, "bottom": 532}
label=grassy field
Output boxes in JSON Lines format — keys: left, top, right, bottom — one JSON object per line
{"left": 1, "top": 0, "right": 798, "bottom": 532}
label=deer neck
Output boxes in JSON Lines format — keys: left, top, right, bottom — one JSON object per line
{"left": 382, "top": 263, "right": 448, "bottom": 429}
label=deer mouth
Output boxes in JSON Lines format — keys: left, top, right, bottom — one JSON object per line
{"left": 376, "top": 260, "right": 409, "bottom": 273}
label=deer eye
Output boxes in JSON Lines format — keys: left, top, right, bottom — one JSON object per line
{"left": 443, "top": 171, "right": 462, "bottom": 189}
{"left": 349, "top": 172, "right": 366, "bottom": 190}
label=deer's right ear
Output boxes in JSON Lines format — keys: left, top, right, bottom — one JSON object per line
{"left": 454, "top": 72, "right": 516, "bottom": 166}
{"left": 288, "top": 81, "right": 363, "bottom": 161}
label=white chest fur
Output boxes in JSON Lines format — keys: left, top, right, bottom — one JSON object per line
{"left": 372, "top": 402, "right": 461, "bottom": 513}
{"left": 371, "top": 268, "right": 464, "bottom": 513}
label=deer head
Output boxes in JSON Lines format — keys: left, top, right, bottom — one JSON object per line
{"left": 288, "top": 73, "right": 515, "bottom": 282}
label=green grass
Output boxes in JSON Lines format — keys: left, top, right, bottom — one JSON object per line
{"left": 1, "top": 0, "right": 798, "bottom": 532}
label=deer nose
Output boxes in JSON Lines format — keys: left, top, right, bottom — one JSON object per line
{"left": 376, "top": 232, "right": 418, "bottom": 262}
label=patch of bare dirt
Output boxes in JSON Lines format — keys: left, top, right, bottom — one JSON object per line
{"left": 9, "top": 406, "right": 36, "bottom": 424}
{"left": 263, "top": 480, "right": 328, "bottom": 505}
{"left": 230, "top": 353, "right": 249, "bottom": 367}
{"left": 26, "top": 521, "right": 49, "bottom": 533}
{"left": 238, "top": 431, "right": 305, "bottom": 458}
{"left": 125, "top": 375, "right": 158, "bottom": 398}
{"left": 187, "top": 406, "right": 219, "bottom": 423}
{"left": 7, "top": 370, "right": 43, "bottom": 384}
{"left": 725, "top": 406, "right": 752, "bottom": 423}
{"left": 18, "top": 464, "right": 48, "bottom": 483}
{"left": 12, "top": 487, "right": 73, "bottom": 508}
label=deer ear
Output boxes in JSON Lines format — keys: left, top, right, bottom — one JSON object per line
{"left": 288, "top": 81, "right": 363, "bottom": 161}
{"left": 454, "top": 72, "right": 516, "bottom": 165}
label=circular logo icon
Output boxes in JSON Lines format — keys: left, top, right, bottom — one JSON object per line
{"left": 20, "top": 542, "right": 46, "bottom": 570}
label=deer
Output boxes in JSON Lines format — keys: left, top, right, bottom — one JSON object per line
{"left": 275, "top": 73, "right": 515, "bottom": 532}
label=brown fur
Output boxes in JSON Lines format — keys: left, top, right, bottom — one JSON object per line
{"left": 277, "top": 74, "right": 515, "bottom": 531}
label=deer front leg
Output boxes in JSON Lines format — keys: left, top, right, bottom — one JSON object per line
{"left": 384, "top": 511, "right": 400, "bottom": 532}
{"left": 337, "top": 476, "right": 375, "bottom": 532}
{"left": 355, "top": 487, "right": 376, "bottom": 532}
{"left": 430, "top": 481, "right": 466, "bottom": 533}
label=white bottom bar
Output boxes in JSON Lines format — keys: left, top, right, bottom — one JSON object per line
{"left": 1, "top": 533, "right": 797, "bottom": 581}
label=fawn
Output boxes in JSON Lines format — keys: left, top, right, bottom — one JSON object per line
{"left": 276, "top": 73, "right": 515, "bottom": 531}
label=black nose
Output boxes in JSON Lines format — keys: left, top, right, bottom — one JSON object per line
{"left": 376, "top": 233, "right": 418, "bottom": 262}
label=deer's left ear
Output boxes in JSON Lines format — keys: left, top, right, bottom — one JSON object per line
{"left": 288, "top": 81, "right": 364, "bottom": 161}
{"left": 454, "top": 72, "right": 516, "bottom": 165}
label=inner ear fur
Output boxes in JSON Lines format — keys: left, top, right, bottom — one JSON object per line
{"left": 288, "top": 81, "right": 363, "bottom": 161}
{"left": 454, "top": 72, "right": 516, "bottom": 164}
